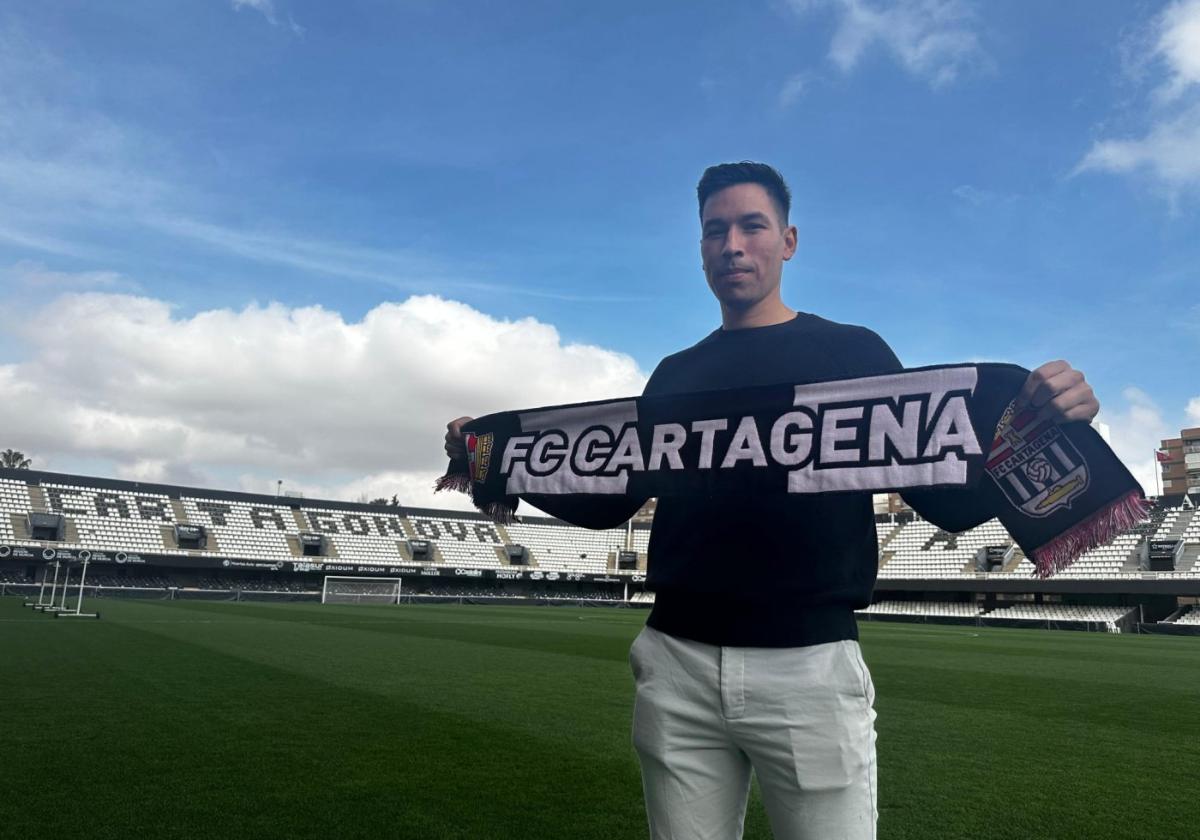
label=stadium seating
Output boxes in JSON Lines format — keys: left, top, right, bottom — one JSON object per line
{"left": 879, "top": 518, "right": 1012, "bottom": 578}
{"left": 0, "top": 478, "right": 31, "bottom": 543}
{"left": 874, "top": 517, "right": 901, "bottom": 549}
{"left": 2, "top": 469, "right": 1198, "bottom": 592}
{"left": 407, "top": 514, "right": 505, "bottom": 567}
{"left": 984, "top": 603, "right": 1133, "bottom": 628}
{"left": 856, "top": 600, "right": 984, "bottom": 618}
{"left": 5, "top": 468, "right": 1198, "bottom": 631}
{"left": 503, "top": 520, "right": 626, "bottom": 574}
{"left": 854, "top": 600, "right": 1142, "bottom": 633}
{"left": 42, "top": 480, "right": 177, "bottom": 554}
{"left": 630, "top": 528, "right": 650, "bottom": 555}
{"left": 875, "top": 498, "right": 1198, "bottom": 581}
{"left": 1169, "top": 605, "right": 1200, "bottom": 625}
{"left": 182, "top": 496, "right": 293, "bottom": 559}
{"left": 0, "top": 568, "right": 33, "bottom": 584}
{"left": 1046, "top": 532, "right": 1141, "bottom": 578}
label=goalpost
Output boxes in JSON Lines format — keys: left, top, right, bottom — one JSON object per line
{"left": 321, "top": 576, "right": 402, "bottom": 605}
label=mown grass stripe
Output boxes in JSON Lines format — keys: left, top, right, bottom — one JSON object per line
{"left": 3, "top": 596, "right": 1197, "bottom": 839}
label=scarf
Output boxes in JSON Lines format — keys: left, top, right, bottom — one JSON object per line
{"left": 436, "top": 363, "right": 1147, "bottom": 578}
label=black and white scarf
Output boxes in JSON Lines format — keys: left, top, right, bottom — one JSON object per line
{"left": 437, "top": 364, "right": 1147, "bottom": 577}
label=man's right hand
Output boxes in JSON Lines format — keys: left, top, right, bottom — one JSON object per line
{"left": 444, "top": 416, "right": 474, "bottom": 461}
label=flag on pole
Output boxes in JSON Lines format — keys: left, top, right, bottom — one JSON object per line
{"left": 1155, "top": 449, "right": 1171, "bottom": 463}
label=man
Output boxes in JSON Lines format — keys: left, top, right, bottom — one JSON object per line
{"left": 444, "top": 162, "right": 1098, "bottom": 839}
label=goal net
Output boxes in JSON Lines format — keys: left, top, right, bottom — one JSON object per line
{"left": 321, "top": 576, "right": 402, "bottom": 605}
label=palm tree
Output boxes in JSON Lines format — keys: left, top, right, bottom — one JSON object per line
{"left": 1, "top": 449, "right": 32, "bottom": 469}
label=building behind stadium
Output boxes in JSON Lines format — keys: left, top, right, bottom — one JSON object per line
{"left": 1160, "top": 427, "right": 1200, "bottom": 497}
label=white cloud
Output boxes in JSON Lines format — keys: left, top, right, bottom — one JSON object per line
{"left": 231, "top": 0, "right": 303, "bottom": 35}
{"left": 1075, "top": 103, "right": 1200, "bottom": 193}
{"left": 778, "top": 73, "right": 811, "bottom": 108}
{"left": 146, "top": 215, "right": 473, "bottom": 293}
{"left": 1157, "top": 0, "right": 1200, "bottom": 101}
{"left": 951, "top": 184, "right": 1012, "bottom": 207}
{"left": 259, "top": 470, "right": 477, "bottom": 513}
{"left": 0, "top": 225, "right": 97, "bottom": 260}
{"left": 1096, "top": 387, "right": 1172, "bottom": 496}
{"left": 1075, "top": 1, "right": 1200, "bottom": 199}
{"left": 114, "top": 458, "right": 209, "bottom": 488}
{"left": 952, "top": 184, "right": 989, "bottom": 205}
{"left": 1188, "top": 396, "right": 1200, "bottom": 425}
{"left": 144, "top": 216, "right": 640, "bottom": 303}
{"left": 0, "top": 290, "right": 647, "bottom": 510}
{"left": 785, "top": 0, "right": 986, "bottom": 88}
{"left": 232, "top": 0, "right": 275, "bottom": 15}
{"left": 4, "top": 259, "right": 127, "bottom": 291}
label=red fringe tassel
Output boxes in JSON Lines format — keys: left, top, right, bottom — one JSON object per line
{"left": 433, "top": 473, "right": 517, "bottom": 523}
{"left": 481, "top": 502, "right": 517, "bottom": 524}
{"left": 1030, "top": 490, "right": 1151, "bottom": 579}
{"left": 433, "top": 472, "right": 471, "bottom": 494}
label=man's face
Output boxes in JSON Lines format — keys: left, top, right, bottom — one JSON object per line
{"left": 700, "top": 182, "right": 797, "bottom": 312}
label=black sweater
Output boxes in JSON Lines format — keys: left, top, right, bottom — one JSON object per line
{"left": 526, "top": 313, "right": 991, "bottom": 647}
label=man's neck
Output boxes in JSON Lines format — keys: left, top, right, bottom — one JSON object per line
{"left": 721, "top": 300, "right": 797, "bottom": 331}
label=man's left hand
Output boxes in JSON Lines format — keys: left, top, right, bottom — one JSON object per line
{"left": 1014, "top": 360, "right": 1100, "bottom": 424}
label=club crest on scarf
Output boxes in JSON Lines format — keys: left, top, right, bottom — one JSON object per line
{"left": 465, "top": 432, "right": 494, "bottom": 484}
{"left": 986, "top": 401, "right": 1090, "bottom": 517}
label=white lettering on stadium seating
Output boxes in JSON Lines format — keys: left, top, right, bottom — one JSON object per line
{"left": 407, "top": 518, "right": 499, "bottom": 544}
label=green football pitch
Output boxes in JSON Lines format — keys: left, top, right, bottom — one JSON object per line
{"left": 2, "top": 596, "right": 1197, "bottom": 840}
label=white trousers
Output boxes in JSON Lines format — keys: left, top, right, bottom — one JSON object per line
{"left": 629, "top": 625, "right": 878, "bottom": 840}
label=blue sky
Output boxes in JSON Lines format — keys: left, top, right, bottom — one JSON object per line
{"left": 0, "top": 0, "right": 1197, "bottom": 503}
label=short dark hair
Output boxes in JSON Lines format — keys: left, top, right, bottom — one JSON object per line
{"left": 697, "top": 161, "right": 791, "bottom": 225}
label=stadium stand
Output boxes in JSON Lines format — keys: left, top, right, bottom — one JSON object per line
{"left": 0, "top": 568, "right": 33, "bottom": 584}
{"left": 11, "top": 467, "right": 1195, "bottom": 584}
{"left": 873, "top": 497, "right": 1200, "bottom": 582}
{"left": 43, "top": 480, "right": 177, "bottom": 554}
{"left": 630, "top": 527, "right": 650, "bottom": 555}
{"left": 879, "top": 518, "right": 1012, "bottom": 578}
{"left": 502, "top": 519, "right": 625, "bottom": 573}
{"left": 407, "top": 514, "right": 505, "bottom": 567}
{"left": 0, "top": 478, "right": 32, "bottom": 542}
{"left": 874, "top": 516, "right": 902, "bottom": 550}
{"left": 93, "top": 574, "right": 173, "bottom": 589}
{"left": 857, "top": 600, "right": 985, "bottom": 618}
{"left": 1180, "top": 511, "right": 1200, "bottom": 574}
{"left": 1039, "top": 531, "right": 1141, "bottom": 578}
{"left": 183, "top": 496, "right": 292, "bottom": 559}
{"left": 983, "top": 603, "right": 1134, "bottom": 631}
{"left": 1172, "top": 606, "right": 1200, "bottom": 625}
{"left": 1153, "top": 506, "right": 1195, "bottom": 540}
{"left": 2, "top": 468, "right": 1199, "bottom": 629}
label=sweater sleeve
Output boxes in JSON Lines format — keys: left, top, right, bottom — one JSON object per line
{"left": 516, "top": 359, "right": 670, "bottom": 530}
{"left": 856, "top": 328, "right": 995, "bottom": 533}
